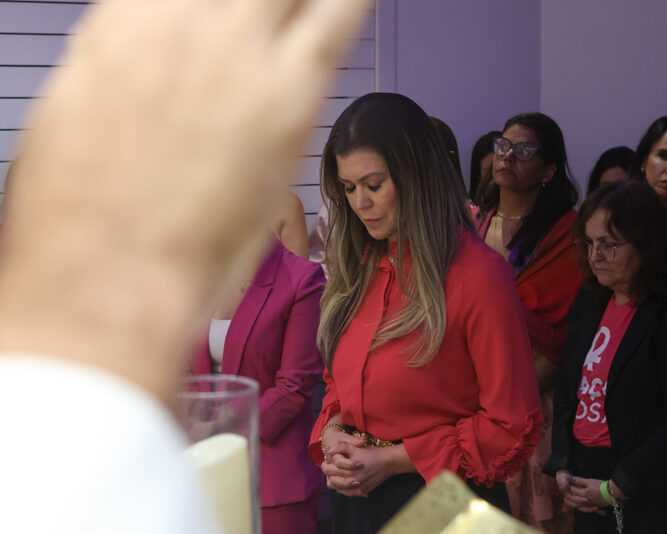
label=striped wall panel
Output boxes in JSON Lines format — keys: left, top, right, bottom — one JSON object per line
{"left": 0, "top": 1, "right": 377, "bottom": 229}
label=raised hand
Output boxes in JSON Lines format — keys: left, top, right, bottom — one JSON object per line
{"left": 0, "top": 0, "right": 371, "bottom": 403}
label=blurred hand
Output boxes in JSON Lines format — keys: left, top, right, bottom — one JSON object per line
{"left": 0, "top": 0, "right": 371, "bottom": 403}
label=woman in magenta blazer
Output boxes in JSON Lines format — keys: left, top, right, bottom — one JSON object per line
{"left": 192, "top": 239, "right": 325, "bottom": 534}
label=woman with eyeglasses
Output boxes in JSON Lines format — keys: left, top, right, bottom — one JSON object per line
{"left": 309, "top": 93, "right": 542, "bottom": 534}
{"left": 544, "top": 180, "right": 667, "bottom": 533}
{"left": 477, "top": 112, "right": 581, "bottom": 532}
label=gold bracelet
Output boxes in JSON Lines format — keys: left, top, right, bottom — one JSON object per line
{"left": 319, "top": 422, "right": 345, "bottom": 461}
{"left": 319, "top": 422, "right": 345, "bottom": 443}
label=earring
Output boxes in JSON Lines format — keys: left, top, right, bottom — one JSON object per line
{"left": 541, "top": 180, "right": 548, "bottom": 188}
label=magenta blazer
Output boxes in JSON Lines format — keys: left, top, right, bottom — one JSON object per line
{"left": 192, "top": 240, "right": 325, "bottom": 507}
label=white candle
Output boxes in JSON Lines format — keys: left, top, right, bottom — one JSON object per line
{"left": 185, "top": 433, "right": 252, "bottom": 534}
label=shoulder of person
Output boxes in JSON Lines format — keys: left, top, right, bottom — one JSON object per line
{"left": 277, "top": 243, "right": 325, "bottom": 285}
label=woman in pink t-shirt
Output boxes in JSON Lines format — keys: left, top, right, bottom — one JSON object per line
{"left": 545, "top": 180, "right": 667, "bottom": 533}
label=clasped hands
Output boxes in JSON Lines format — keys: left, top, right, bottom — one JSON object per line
{"left": 320, "top": 427, "right": 397, "bottom": 498}
{"left": 556, "top": 470, "right": 626, "bottom": 515}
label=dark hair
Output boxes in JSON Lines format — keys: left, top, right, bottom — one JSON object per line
{"left": 469, "top": 130, "right": 500, "bottom": 200}
{"left": 573, "top": 180, "right": 667, "bottom": 303}
{"left": 480, "top": 112, "right": 579, "bottom": 268}
{"left": 630, "top": 116, "right": 667, "bottom": 181}
{"left": 586, "top": 146, "right": 634, "bottom": 196}
{"left": 429, "top": 116, "right": 463, "bottom": 179}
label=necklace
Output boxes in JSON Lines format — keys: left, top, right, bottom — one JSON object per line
{"left": 496, "top": 208, "right": 525, "bottom": 221}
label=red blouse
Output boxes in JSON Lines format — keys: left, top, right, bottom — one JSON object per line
{"left": 309, "top": 231, "right": 542, "bottom": 485}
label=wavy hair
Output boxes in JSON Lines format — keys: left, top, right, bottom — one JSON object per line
{"left": 317, "top": 93, "right": 473, "bottom": 370}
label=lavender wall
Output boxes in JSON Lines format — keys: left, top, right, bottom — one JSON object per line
{"left": 383, "top": 0, "right": 541, "bottom": 189}
{"left": 381, "top": 0, "right": 667, "bottom": 196}
{"left": 541, "top": 0, "right": 667, "bottom": 193}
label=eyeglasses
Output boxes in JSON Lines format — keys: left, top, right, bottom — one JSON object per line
{"left": 493, "top": 136, "right": 540, "bottom": 162}
{"left": 575, "top": 239, "right": 628, "bottom": 262}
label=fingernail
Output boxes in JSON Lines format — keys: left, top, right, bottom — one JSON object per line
{"left": 322, "top": 446, "right": 331, "bottom": 452}
{"left": 352, "top": 481, "right": 360, "bottom": 487}
{"left": 354, "top": 462, "right": 363, "bottom": 468}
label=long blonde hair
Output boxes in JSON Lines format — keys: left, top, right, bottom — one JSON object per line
{"left": 318, "top": 93, "right": 473, "bottom": 370}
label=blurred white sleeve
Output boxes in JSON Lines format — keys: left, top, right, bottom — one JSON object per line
{"left": 0, "top": 355, "right": 219, "bottom": 534}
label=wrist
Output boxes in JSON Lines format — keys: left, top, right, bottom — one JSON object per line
{"left": 382, "top": 444, "right": 415, "bottom": 476}
{"left": 600, "top": 480, "right": 614, "bottom": 505}
{"left": 319, "top": 422, "right": 345, "bottom": 457}
{"left": 609, "top": 479, "right": 627, "bottom": 501}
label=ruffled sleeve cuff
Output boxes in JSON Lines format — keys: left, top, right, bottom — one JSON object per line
{"left": 308, "top": 400, "right": 341, "bottom": 466}
{"left": 458, "top": 408, "right": 542, "bottom": 486}
{"left": 405, "top": 408, "right": 542, "bottom": 486}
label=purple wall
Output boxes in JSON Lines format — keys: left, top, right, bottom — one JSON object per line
{"left": 383, "top": 0, "right": 541, "bottom": 188}
{"left": 381, "top": 0, "right": 666, "bottom": 197}
{"left": 541, "top": 0, "right": 667, "bottom": 193}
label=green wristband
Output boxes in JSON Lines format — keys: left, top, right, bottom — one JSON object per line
{"left": 600, "top": 480, "right": 614, "bottom": 504}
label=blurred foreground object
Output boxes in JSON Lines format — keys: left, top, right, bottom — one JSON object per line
{"left": 0, "top": 0, "right": 371, "bottom": 401}
{"left": 380, "top": 471, "right": 541, "bottom": 534}
{"left": 0, "top": 0, "right": 371, "bottom": 533}
{"left": 181, "top": 375, "right": 260, "bottom": 534}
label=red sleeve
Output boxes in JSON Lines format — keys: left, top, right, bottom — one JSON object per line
{"left": 403, "top": 257, "right": 542, "bottom": 485}
{"left": 258, "top": 264, "right": 325, "bottom": 445}
{"left": 308, "top": 366, "right": 341, "bottom": 466}
{"left": 523, "top": 305, "right": 569, "bottom": 365}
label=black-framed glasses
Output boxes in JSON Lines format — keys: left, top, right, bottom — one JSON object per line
{"left": 575, "top": 239, "right": 628, "bottom": 262}
{"left": 493, "top": 136, "right": 540, "bottom": 161}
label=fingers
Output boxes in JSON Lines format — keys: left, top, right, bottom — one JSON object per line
{"left": 555, "top": 470, "right": 573, "bottom": 492}
{"left": 327, "top": 475, "right": 360, "bottom": 491}
{"left": 232, "top": 0, "right": 307, "bottom": 36}
{"left": 321, "top": 455, "right": 361, "bottom": 477}
{"left": 327, "top": 454, "right": 364, "bottom": 471}
{"left": 568, "top": 484, "right": 587, "bottom": 497}
{"left": 282, "top": 0, "right": 373, "bottom": 64}
{"left": 270, "top": 0, "right": 373, "bottom": 133}
{"left": 326, "top": 441, "right": 366, "bottom": 461}
{"left": 563, "top": 495, "right": 589, "bottom": 510}
{"left": 556, "top": 480, "right": 569, "bottom": 492}
{"left": 320, "top": 429, "right": 366, "bottom": 455}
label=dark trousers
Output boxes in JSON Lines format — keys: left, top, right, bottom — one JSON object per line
{"left": 331, "top": 473, "right": 510, "bottom": 534}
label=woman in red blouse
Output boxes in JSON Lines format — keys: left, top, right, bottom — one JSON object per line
{"left": 309, "top": 92, "right": 542, "bottom": 533}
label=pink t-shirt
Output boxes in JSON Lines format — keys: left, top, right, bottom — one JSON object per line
{"left": 573, "top": 296, "right": 637, "bottom": 447}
